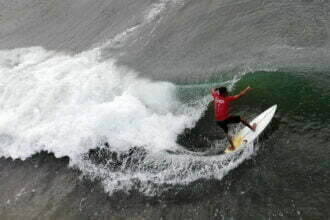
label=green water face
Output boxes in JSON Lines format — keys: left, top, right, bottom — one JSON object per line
{"left": 178, "top": 70, "right": 330, "bottom": 149}
{"left": 235, "top": 71, "right": 330, "bottom": 123}
{"left": 216, "top": 71, "right": 330, "bottom": 219}
{"left": 176, "top": 70, "right": 330, "bottom": 219}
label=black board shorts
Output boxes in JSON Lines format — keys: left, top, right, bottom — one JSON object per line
{"left": 216, "top": 115, "right": 241, "bottom": 134}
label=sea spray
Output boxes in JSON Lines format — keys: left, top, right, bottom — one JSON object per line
{"left": 0, "top": 46, "right": 256, "bottom": 195}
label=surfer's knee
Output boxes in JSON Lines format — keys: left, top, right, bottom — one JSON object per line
{"left": 239, "top": 116, "right": 247, "bottom": 122}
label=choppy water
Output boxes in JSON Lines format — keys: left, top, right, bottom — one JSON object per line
{"left": 0, "top": 0, "right": 329, "bottom": 219}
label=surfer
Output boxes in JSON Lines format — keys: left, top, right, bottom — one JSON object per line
{"left": 211, "top": 86, "right": 257, "bottom": 151}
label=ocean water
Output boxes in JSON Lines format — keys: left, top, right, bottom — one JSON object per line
{"left": 0, "top": 0, "right": 329, "bottom": 219}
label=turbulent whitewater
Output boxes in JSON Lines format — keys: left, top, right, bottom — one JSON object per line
{"left": 0, "top": 0, "right": 268, "bottom": 195}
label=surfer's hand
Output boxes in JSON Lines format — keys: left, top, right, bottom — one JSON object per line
{"left": 246, "top": 86, "right": 252, "bottom": 91}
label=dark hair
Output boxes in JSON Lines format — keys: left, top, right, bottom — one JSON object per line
{"left": 217, "top": 86, "right": 228, "bottom": 96}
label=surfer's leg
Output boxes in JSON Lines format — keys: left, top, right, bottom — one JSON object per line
{"left": 240, "top": 117, "right": 256, "bottom": 131}
{"left": 226, "top": 116, "right": 243, "bottom": 149}
{"left": 217, "top": 121, "right": 235, "bottom": 150}
{"left": 216, "top": 121, "right": 229, "bottom": 134}
{"left": 225, "top": 133, "right": 235, "bottom": 150}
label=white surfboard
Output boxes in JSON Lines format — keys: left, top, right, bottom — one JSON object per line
{"left": 224, "top": 105, "right": 277, "bottom": 153}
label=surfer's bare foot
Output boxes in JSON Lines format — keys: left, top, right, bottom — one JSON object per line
{"left": 252, "top": 123, "right": 257, "bottom": 131}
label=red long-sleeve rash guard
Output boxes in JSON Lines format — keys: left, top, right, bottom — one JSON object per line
{"left": 212, "top": 91, "right": 238, "bottom": 121}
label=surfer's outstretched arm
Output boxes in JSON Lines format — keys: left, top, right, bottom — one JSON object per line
{"left": 233, "top": 86, "right": 252, "bottom": 99}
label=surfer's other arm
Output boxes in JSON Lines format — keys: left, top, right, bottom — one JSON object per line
{"left": 233, "top": 86, "right": 252, "bottom": 99}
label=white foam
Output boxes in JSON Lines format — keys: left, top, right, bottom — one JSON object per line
{"left": 0, "top": 47, "right": 201, "bottom": 159}
{"left": 146, "top": 2, "right": 166, "bottom": 21}
{"left": 78, "top": 142, "right": 256, "bottom": 195}
{"left": 0, "top": 46, "right": 255, "bottom": 195}
{"left": 145, "top": 0, "right": 184, "bottom": 22}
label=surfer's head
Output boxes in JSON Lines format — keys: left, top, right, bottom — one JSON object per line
{"left": 217, "top": 87, "right": 228, "bottom": 97}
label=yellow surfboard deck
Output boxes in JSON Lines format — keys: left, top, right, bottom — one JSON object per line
{"left": 224, "top": 134, "right": 244, "bottom": 153}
